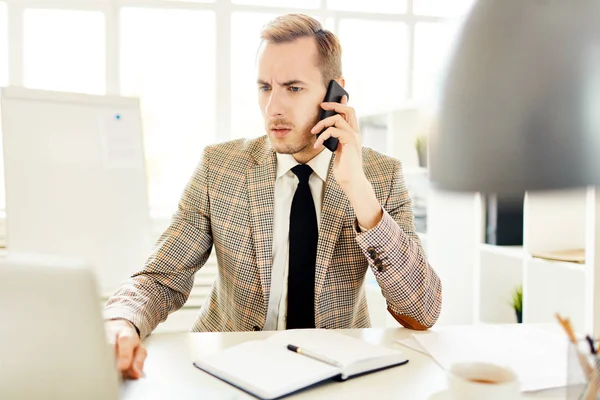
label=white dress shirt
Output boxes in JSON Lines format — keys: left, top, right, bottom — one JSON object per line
{"left": 263, "top": 149, "right": 333, "bottom": 330}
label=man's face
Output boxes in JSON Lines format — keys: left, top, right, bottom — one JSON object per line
{"left": 256, "top": 37, "right": 327, "bottom": 158}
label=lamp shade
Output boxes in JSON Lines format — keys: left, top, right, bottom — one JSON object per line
{"left": 429, "top": 0, "right": 600, "bottom": 193}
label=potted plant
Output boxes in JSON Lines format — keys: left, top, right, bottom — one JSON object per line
{"left": 510, "top": 285, "right": 523, "bottom": 323}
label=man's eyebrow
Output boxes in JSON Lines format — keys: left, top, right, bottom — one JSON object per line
{"left": 280, "top": 80, "right": 306, "bottom": 87}
{"left": 256, "top": 79, "right": 307, "bottom": 87}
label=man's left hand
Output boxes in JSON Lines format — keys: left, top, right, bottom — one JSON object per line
{"left": 311, "top": 96, "right": 365, "bottom": 189}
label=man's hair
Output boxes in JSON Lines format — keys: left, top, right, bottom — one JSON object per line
{"left": 260, "top": 14, "right": 342, "bottom": 87}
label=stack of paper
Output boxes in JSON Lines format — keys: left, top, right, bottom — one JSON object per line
{"left": 532, "top": 249, "right": 585, "bottom": 263}
{"left": 397, "top": 324, "right": 584, "bottom": 392}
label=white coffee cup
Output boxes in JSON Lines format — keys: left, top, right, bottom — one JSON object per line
{"left": 447, "top": 362, "right": 520, "bottom": 400}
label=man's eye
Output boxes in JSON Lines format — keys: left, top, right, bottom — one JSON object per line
{"left": 289, "top": 86, "right": 302, "bottom": 92}
{"left": 259, "top": 86, "right": 270, "bottom": 92}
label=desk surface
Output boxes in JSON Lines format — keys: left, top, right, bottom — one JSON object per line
{"left": 121, "top": 328, "right": 567, "bottom": 400}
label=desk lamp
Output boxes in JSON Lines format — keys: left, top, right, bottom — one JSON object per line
{"left": 429, "top": 0, "right": 600, "bottom": 193}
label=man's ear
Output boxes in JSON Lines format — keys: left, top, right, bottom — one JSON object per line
{"left": 335, "top": 77, "right": 346, "bottom": 88}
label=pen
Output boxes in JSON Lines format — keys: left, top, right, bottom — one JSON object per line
{"left": 586, "top": 335, "right": 597, "bottom": 355}
{"left": 555, "top": 313, "right": 577, "bottom": 343}
{"left": 287, "top": 344, "right": 343, "bottom": 368}
{"left": 556, "top": 313, "right": 594, "bottom": 379}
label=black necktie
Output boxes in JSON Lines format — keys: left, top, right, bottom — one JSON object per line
{"left": 287, "top": 164, "right": 318, "bottom": 329}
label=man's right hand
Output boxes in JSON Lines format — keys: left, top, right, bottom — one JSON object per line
{"left": 105, "top": 319, "right": 147, "bottom": 380}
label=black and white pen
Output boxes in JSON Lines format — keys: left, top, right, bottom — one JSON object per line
{"left": 287, "top": 344, "right": 343, "bottom": 368}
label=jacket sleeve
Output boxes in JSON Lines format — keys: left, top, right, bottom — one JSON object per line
{"left": 103, "top": 146, "right": 214, "bottom": 339}
{"left": 354, "top": 161, "right": 442, "bottom": 330}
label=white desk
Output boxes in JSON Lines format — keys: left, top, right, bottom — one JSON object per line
{"left": 121, "top": 328, "right": 569, "bottom": 400}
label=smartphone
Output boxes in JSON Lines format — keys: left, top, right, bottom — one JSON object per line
{"left": 317, "top": 80, "right": 350, "bottom": 152}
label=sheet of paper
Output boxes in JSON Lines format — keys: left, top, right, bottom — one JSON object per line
{"left": 413, "top": 324, "right": 584, "bottom": 392}
{"left": 99, "top": 111, "right": 142, "bottom": 169}
{"left": 396, "top": 337, "right": 430, "bottom": 355}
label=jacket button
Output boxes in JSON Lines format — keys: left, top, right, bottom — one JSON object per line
{"left": 375, "top": 259, "right": 385, "bottom": 272}
{"left": 367, "top": 246, "right": 377, "bottom": 258}
{"left": 253, "top": 325, "right": 261, "bottom": 331}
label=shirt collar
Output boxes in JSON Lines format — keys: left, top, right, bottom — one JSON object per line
{"left": 275, "top": 149, "right": 332, "bottom": 182}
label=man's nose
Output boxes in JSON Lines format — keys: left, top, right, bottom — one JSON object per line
{"left": 266, "top": 90, "right": 285, "bottom": 118}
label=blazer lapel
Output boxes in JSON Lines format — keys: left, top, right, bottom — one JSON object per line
{"left": 247, "top": 139, "right": 277, "bottom": 310}
{"left": 315, "top": 156, "right": 349, "bottom": 302}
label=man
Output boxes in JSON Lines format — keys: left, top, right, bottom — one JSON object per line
{"left": 104, "top": 13, "right": 442, "bottom": 380}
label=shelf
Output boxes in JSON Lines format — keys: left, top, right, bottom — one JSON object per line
{"left": 525, "top": 255, "right": 587, "bottom": 273}
{"left": 523, "top": 256, "right": 586, "bottom": 332}
{"left": 479, "top": 243, "right": 525, "bottom": 259}
{"left": 524, "top": 189, "right": 587, "bottom": 256}
{"left": 475, "top": 244, "right": 588, "bottom": 329}
{"left": 477, "top": 244, "right": 586, "bottom": 272}
{"left": 477, "top": 248, "right": 524, "bottom": 324}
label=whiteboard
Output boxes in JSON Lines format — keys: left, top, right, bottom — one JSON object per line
{"left": 1, "top": 86, "right": 153, "bottom": 295}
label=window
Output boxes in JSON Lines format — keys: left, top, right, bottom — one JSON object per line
{"left": 413, "top": 21, "right": 463, "bottom": 102}
{"left": 231, "top": 12, "right": 278, "bottom": 140}
{"left": 120, "top": 8, "right": 216, "bottom": 214}
{"left": 233, "top": 0, "right": 319, "bottom": 8}
{"left": 1, "top": 0, "right": 471, "bottom": 216}
{"left": 23, "top": 9, "right": 105, "bottom": 94}
{"left": 328, "top": 0, "right": 406, "bottom": 14}
{"left": 339, "top": 19, "right": 408, "bottom": 116}
{"left": 413, "top": 0, "right": 476, "bottom": 17}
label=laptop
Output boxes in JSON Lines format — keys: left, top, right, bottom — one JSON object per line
{"left": 0, "top": 253, "right": 120, "bottom": 399}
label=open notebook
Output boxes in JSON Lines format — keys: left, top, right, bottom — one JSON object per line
{"left": 193, "top": 329, "right": 408, "bottom": 399}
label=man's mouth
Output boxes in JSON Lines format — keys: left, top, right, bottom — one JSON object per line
{"left": 271, "top": 127, "right": 292, "bottom": 138}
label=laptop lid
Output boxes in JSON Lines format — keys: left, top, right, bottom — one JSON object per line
{"left": 0, "top": 253, "right": 120, "bottom": 399}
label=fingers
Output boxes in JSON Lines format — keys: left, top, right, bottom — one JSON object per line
{"left": 105, "top": 319, "right": 145, "bottom": 380}
{"left": 313, "top": 126, "right": 346, "bottom": 150}
{"left": 134, "top": 345, "right": 147, "bottom": 375}
{"left": 319, "top": 99, "right": 359, "bottom": 131}
{"left": 125, "top": 345, "right": 147, "bottom": 379}
{"left": 116, "top": 329, "right": 139, "bottom": 374}
{"left": 311, "top": 114, "right": 352, "bottom": 136}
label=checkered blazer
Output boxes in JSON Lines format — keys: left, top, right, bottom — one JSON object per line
{"left": 104, "top": 136, "right": 442, "bottom": 339}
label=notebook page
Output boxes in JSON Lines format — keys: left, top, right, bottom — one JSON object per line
{"left": 194, "top": 340, "right": 339, "bottom": 399}
{"left": 267, "top": 329, "right": 407, "bottom": 377}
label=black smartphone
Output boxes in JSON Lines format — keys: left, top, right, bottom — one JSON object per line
{"left": 317, "top": 80, "right": 349, "bottom": 152}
